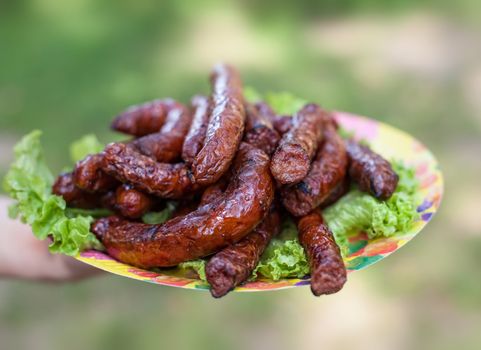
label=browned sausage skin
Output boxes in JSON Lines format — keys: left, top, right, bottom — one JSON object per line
{"left": 297, "top": 210, "right": 346, "bottom": 296}
{"left": 170, "top": 199, "right": 199, "bottom": 218}
{"left": 270, "top": 104, "right": 325, "bottom": 185}
{"left": 281, "top": 121, "right": 348, "bottom": 217}
{"left": 181, "top": 95, "right": 211, "bottom": 164}
{"left": 101, "top": 143, "right": 197, "bottom": 199}
{"left": 320, "top": 176, "right": 350, "bottom": 209}
{"left": 133, "top": 102, "right": 192, "bottom": 163}
{"left": 72, "top": 154, "right": 118, "bottom": 193}
{"left": 199, "top": 178, "right": 228, "bottom": 206}
{"left": 52, "top": 172, "right": 104, "bottom": 209}
{"left": 192, "top": 64, "right": 246, "bottom": 186}
{"left": 243, "top": 104, "right": 280, "bottom": 155}
{"left": 111, "top": 99, "right": 178, "bottom": 137}
{"left": 254, "top": 102, "right": 292, "bottom": 135}
{"left": 92, "top": 143, "right": 274, "bottom": 268}
{"left": 271, "top": 115, "right": 293, "bottom": 135}
{"left": 114, "top": 184, "right": 155, "bottom": 219}
{"left": 206, "top": 208, "right": 280, "bottom": 298}
{"left": 346, "top": 140, "right": 398, "bottom": 200}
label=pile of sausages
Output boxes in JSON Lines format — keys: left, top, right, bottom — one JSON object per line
{"left": 52, "top": 64, "right": 399, "bottom": 298}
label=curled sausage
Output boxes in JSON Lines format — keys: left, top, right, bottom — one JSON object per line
{"left": 270, "top": 104, "right": 325, "bottom": 185}
{"left": 92, "top": 143, "right": 274, "bottom": 268}
{"left": 170, "top": 198, "right": 199, "bottom": 218}
{"left": 346, "top": 140, "right": 398, "bottom": 200}
{"left": 133, "top": 102, "right": 192, "bottom": 163}
{"left": 101, "top": 143, "right": 197, "bottom": 199}
{"left": 192, "top": 64, "right": 246, "bottom": 185}
{"left": 199, "top": 178, "right": 228, "bottom": 206}
{"left": 297, "top": 209, "right": 346, "bottom": 296}
{"left": 206, "top": 208, "right": 280, "bottom": 298}
{"left": 281, "top": 121, "right": 348, "bottom": 217}
{"left": 320, "top": 176, "right": 350, "bottom": 209}
{"left": 271, "top": 115, "right": 293, "bottom": 135}
{"left": 72, "top": 154, "right": 118, "bottom": 193}
{"left": 255, "top": 102, "right": 292, "bottom": 135}
{"left": 52, "top": 172, "right": 104, "bottom": 209}
{"left": 243, "top": 104, "right": 280, "bottom": 155}
{"left": 181, "top": 95, "right": 210, "bottom": 164}
{"left": 114, "top": 184, "right": 155, "bottom": 219}
{"left": 111, "top": 99, "right": 178, "bottom": 137}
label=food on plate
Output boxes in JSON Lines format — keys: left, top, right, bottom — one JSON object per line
{"left": 101, "top": 143, "right": 197, "bottom": 199}
{"left": 133, "top": 102, "right": 192, "bottom": 162}
{"left": 270, "top": 104, "right": 325, "bottom": 185}
{"left": 192, "top": 64, "right": 246, "bottom": 185}
{"left": 243, "top": 104, "right": 280, "bottom": 155}
{"left": 92, "top": 143, "right": 274, "bottom": 268}
{"left": 281, "top": 119, "right": 348, "bottom": 217}
{"left": 206, "top": 207, "right": 281, "bottom": 298}
{"left": 320, "top": 176, "right": 350, "bottom": 209}
{"left": 4, "top": 64, "right": 423, "bottom": 297}
{"left": 199, "top": 178, "right": 227, "bottom": 206}
{"left": 297, "top": 209, "right": 346, "bottom": 295}
{"left": 181, "top": 95, "right": 211, "bottom": 164}
{"left": 73, "top": 154, "right": 118, "bottom": 193}
{"left": 111, "top": 98, "right": 178, "bottom": 137}
{"left": 52, "top": 172, "right": 106, "bottom": 209}
{"left": 346, "top": 140, "right": 399, "bottom": 200}
{"left": 113, "top": 184, "right": 156, "bottom": 219}
{"left": 255, "top": 101, "right": 292, "bottom": 135}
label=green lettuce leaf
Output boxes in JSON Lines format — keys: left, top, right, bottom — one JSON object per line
{"left": 3, "top": 131, "right": 102, "bottom": 256}
{"left": 243, "top": 86, "right": 263, "bottom": 103}
{"left": 244, "top": 86, "right": 306, "bottom": 115}
{"left": 70, "top": 134, "right": 104, "bottom": 163}
{"left": 178, "top": 260, "right": 207, "bottom": 281}
{"left": 252, "top": 218, "right": 309, "bottom": 280}
{"left": 324, "top": 161, "right": 420, "bottom": 245}
{"left": 265, "top": 92, "right": 307, "bottom": 115}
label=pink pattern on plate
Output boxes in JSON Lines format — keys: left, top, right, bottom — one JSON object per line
{"left": 333, "top": 111, "right": 379, "bottom": 141}
{"left": 80, "top": 250, "right": 113, "bottom": 260}
{"left": 128, "top": 268, "right": 161, "bottom": 279}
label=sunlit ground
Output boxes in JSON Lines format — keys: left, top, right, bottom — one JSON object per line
{"left": 1, "top": 1, "right": 480, "bottom": 349}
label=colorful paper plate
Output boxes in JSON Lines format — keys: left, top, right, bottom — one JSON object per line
{"left": 75, "top": 111, "right": 443, "bottom": 292}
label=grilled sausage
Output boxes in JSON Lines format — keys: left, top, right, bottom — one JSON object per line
{"left": 181, "top": 95, "right": 210, "bottom": 164}
{"left": 101, "top": 143, "right": 197, "bottom": 199}
{"left": 281, "top": 121, "right": 348, "bottom": 216}
{"left": 114, "top": 184, "right": 155, "bottom": 219}
{"left": 297, "top": 209, "right": 346, "bottom": 296}
{"left": 320, "top": 176, "right": 350, "bottom": 209}
{"left": 270, "top": 104, "right": 325, "bottom": 185}
{"left": 199, "top": 178, "right": 228, "bottom": 206}
{"left": 52, "top": 172, "right": 104, "bottom": 209}
{"left": 92, "top": 143, "right": 274, "bottom": 268}
{"left": 346, "top": 140, "right": 398, "bottom": 200}
{"left": 192, "top": 64, "right": 246, "bottom": 185}
{"left": 170, "top": 199, "right": 199, "bottom": 218}
{"left": 271, "top": 115, "right": 293, "bottom": 135}
{"left": 72, "top": 154, "right": 118, "bottom": 193}
{"left": 255, "top": 102, "right": 292, "bottom": 135}
{"left": 133, "top": 102, "right": 192, "bottom": 162}
{"left": 206, "top": 208, "right": 280, "bottom": 298}
{"left": 111, "top": 99, "right": 178, "bottom": 137}
{"left": 243, "top": 104, "right": 280, "bottom": 155}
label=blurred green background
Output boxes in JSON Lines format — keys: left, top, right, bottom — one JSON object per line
{"left": 1, "top": 1, "right": 480, "bottom": 349}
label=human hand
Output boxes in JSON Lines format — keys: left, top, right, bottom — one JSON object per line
{"left": 0, "top": 196, "right": 102, "bottom": 281}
